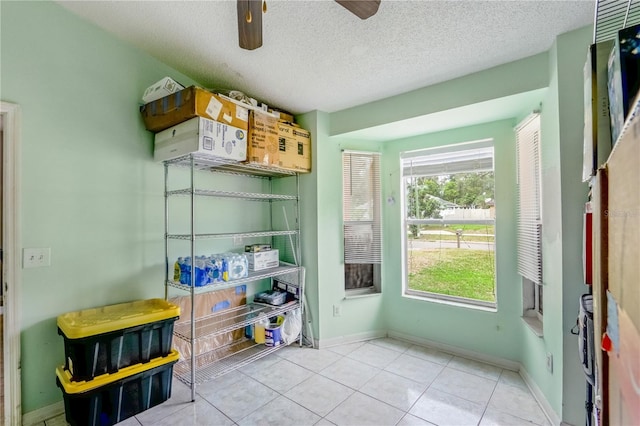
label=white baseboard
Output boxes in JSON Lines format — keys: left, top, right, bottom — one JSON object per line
{"left": 315, "top": 329, "right": 386, "bottom": 349}
{"left": 388, "top": 330, "right": 521, "bottom": 371}
{"left": 22, "top": 401, "right": 64, "bottom": 426}
{"left": 519, "top": 365, "right": 561, "bottom": 426}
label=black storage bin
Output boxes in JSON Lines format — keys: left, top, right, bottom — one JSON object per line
{"left": 56, "top": 350, "right": 179, "bottom": 426}
{"left": 57, "top": 299, "right": 179, "bottom": 381}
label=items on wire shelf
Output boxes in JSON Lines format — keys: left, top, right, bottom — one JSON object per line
{"left": 157, "top": 99, "right": 307, "bottom": 390}
{"left": 174, "top": 253, "right": 249, "bottom": 286}
{"left": 139, "top": 79, "right": 312, "bottom": 173}
{"left": 172, "top": 248, "right": 283, "bottom": 288}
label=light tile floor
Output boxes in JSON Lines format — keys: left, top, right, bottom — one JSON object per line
{"left": 44, "top": 338, "right": 550, "bottom": 426}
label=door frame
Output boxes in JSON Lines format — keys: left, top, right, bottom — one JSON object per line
{"left": 1, "top": 101, "right": 22, "bottom": 426}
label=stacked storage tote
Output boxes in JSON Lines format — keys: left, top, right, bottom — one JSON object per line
{"left": 56, "top": 299, "right": 180, "bottom": 425}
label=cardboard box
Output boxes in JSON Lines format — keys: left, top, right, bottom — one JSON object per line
{"left": 170, "top": 286, "right": 247, "bottom": 359}
{"left": 270, "top": 109, "right": 295, "bottom": 123}
{"left": 154, "top": 116, "right": 247, "bottom": 162}
{"left": 277, "top": 122, "right": 311, "bottom": 172}
{"left": 141, "top": 86, "right": 249, "bottom": 133}
{"left": 247, "top": 249, "right": 279, "bottom": 271}
{"left": 247, "top": 111, "right": 279, "bottom": 166}
{"left": 142, "top": 77, "right": 184, "bottom": 104}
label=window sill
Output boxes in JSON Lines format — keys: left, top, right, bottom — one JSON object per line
{"left": 403, "top": 291, "right": 497, "bottom": 312}
{"left": 345, "top": 287, "right": 381, "bottom": 299}
{"left": 522, "top": 314, "right": 544, "bottom": 337}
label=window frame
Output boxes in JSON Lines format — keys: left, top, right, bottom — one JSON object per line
{"left": 515, "top": 113, "right": 544, "bottom": 327}
{"left": 342, "top": 150, "right": 382, "bottom": 295}
{"left": 400, "top": 140, "right": 497, "bottom": 309}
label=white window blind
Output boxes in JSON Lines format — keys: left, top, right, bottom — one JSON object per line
{"left": 516, "top": 114, "right": 543, "bottom": 285}
{"left": 342, "top": 151, "right": 382, "bottom": 264}
{"left": 401, "top": 140, "right": 494, "bottom": 178}
{"left": 401, "top": 140, "right": 494, "bottom": 223}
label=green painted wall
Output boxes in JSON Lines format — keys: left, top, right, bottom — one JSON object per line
{"left": 317, "top": 133, "right": 387, "bottom": 342}
{"left": 2, "top": 1, "right": 594, "bottom": 420}
{"left": 520, "top": 26, "right": 592, "bottom": 425}
{"left": 0, "top": 0, "right": 268, "bottom": 413}
{"left": 295, "top": 111, "right": 322, "bottom": 340}
{"left": 324, "top": 25, "right": 592, "bottom": 424}
{"left": 381, "top": 120, "right": 522, "bottom": 361}
{"left": 296, "top": 111, "right": 388, "bottom": 344}
{"left": 330, "top": 52, "right": 549, "bottom": 136}
{"left": 556, "top": 26, "right": 593, "bottom": 426}
{"left": 320, "top": 52, "right": 552, "bottom": 353}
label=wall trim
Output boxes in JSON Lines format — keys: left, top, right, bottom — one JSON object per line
{"left": 519, "top": 365, "right": 562, "bottom": 426}
{"left": 315, "top": 329, "right": 386, "bottom": 349}
{"left": 22, "top": 401, "right": 64, "bottom": 426}
{"left": 1, "top": 101, "right": 22, "bottom": 426}
{"left": 388, "top": 330, "right": 521, "bottom": 371}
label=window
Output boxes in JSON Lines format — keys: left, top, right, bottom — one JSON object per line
{"left": 401, "top": 140, "right": 496, "bottom": 307}
{"left": 342, "top": 151, "right": 382, "bottom": 294}
{"left": 516, "top": 113, "right": 543, "bottom": 327}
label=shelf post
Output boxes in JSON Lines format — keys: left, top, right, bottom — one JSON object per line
{"left": 164, "top": 162, "right": 169, "bottom": 301}
{"left": 190, "top": 154, "right": 196, "bottom": 401}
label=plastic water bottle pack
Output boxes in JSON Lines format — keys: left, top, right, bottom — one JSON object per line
{"left": 174, "top": 253, "right": 249, "bottom": 286}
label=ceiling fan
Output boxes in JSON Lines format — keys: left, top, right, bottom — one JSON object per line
{"left": 237, "top": 0, "right": 381, "bottom": 50}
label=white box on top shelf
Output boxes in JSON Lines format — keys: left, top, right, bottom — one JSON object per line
{"left": 154, "top": 116, "right": 247, "bottom": 162}
{"left": 142, "top": 76, "right": 184, "bottom": 103}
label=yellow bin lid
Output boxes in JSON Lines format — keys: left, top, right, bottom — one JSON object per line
{"left": 56, "top": 349, "right": 180, "bottom": 394}
{"left": 57, "top": 299, "right": 180, "bottom": 339}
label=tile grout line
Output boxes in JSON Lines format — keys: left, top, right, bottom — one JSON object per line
{"left": 399, "top": 355, "right": 451, "bottom": 424}
{"left": 475, "top": 367, "right": 504, "bottom": 425}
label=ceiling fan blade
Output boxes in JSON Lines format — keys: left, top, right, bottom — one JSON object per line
{"left": 237, "top": 0, "right": 263, "bottom": 50}
{"left": 335, "top": 0, "right": 381, "bottom": 20}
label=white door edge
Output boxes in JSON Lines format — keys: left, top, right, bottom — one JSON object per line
{"left": 1, "top": 101, "right": 22, "bottom": 426}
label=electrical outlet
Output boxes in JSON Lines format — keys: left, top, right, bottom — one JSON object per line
{"left": 333, "top": 305, "right": 342, "bottom": 317}
{"left": 546, "top": 352, "right": 553, "bottom": 373}
{"left": 23, "top": 247, "right": 51, "bottom": 268}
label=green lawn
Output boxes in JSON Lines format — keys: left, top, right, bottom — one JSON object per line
{"left": 407, "top": 248, "right": 496, "bottom": 302}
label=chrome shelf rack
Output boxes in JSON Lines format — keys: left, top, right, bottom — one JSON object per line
{"left": 164, "top": 153, "right": 304, "bottom": 399}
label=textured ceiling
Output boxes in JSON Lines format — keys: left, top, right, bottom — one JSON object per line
{"left": 56, "top": 0, "right": 595, "bottom": 116}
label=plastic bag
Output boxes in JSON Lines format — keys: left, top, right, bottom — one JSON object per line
{"left": 281, "top": 308, "right": 302, "bottom": 345}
